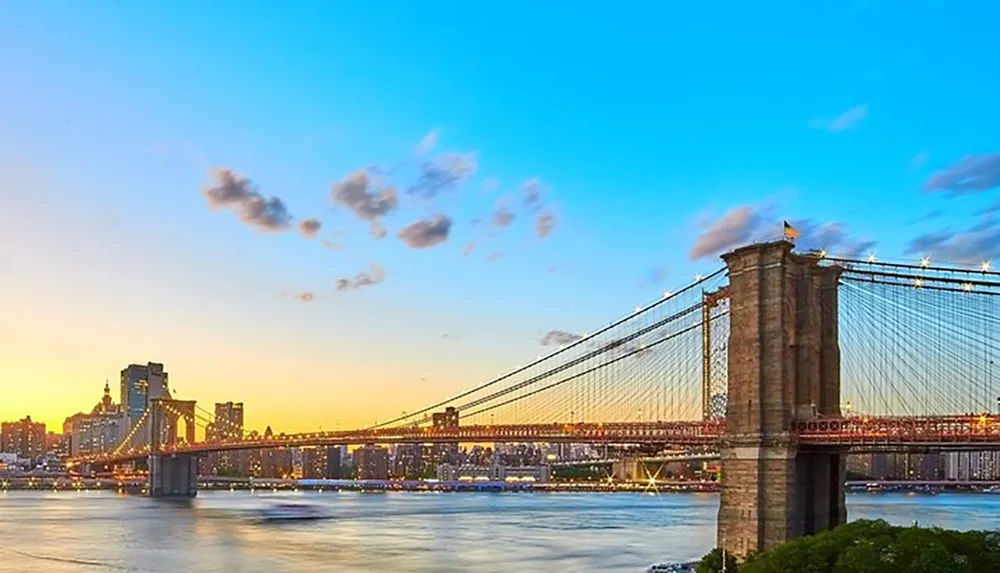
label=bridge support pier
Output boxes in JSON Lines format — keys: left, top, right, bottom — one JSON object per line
{"left": 717, "top": 241, "right": 845, "bottom": 558}
{"left": 149, "top": 454, "right": 198, "bottom": 497}
{"left": 612, "top": 456, "right": 641, "bottom": 481}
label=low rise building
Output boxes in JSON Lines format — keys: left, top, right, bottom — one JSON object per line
{"left": 437, "top": 462, "right": 551, "bottom": 483}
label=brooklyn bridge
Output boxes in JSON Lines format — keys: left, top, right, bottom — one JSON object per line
{"left": 69, "top": 240, "right": 1000, "bottom": 557}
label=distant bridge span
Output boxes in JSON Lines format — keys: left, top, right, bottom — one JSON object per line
{"left": 75, "top": 415, "right": 1000, "bottom": 466}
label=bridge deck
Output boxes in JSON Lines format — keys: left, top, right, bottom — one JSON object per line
{"left": 71, "top": 415, "right": 1000, "bottom": 465}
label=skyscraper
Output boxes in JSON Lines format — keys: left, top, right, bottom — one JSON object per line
{"left": 212, "top": 402, "right": 244, "bottom": 439}
{"left": 120, "top": 362, "right": 169, "bottom": 428}
{"left": 204, "top": 401, "right": 245, "bottom": 475}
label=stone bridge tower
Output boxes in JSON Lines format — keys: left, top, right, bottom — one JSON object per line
{"left": 717, "top": 240, "right": 846, "bottom": 557}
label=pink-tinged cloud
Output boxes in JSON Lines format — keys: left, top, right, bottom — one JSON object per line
{"left": 689, "top": 206, "right": 761, "bottom": 260}
{"left": 202, "top": 168, "right": 293, "bottom": 232}
{"left": 298, "top": 217, "right": 321, "bottom": 238}
{"left": 536, "top": 212, "right": 555, "bottom": 239}
{"left": 398, "top": 215, "right": 452, "bottom": 249}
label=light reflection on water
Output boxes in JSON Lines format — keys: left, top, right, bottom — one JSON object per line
{"left": 1, "top": 490, "right": 999, "bottom": 572}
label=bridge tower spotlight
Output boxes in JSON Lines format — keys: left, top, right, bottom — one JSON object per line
{"left": 717, "top": 240, "right": 846, "bottom": 558}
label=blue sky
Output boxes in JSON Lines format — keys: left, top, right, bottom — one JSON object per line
{"left": 1, "top": 1, "right": 998, "bottom": 430}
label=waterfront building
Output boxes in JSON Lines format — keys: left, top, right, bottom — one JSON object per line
{"left": 436, "top": 462, "right": 551, "bottom": 483}
{"left": 393, "top": 444, "right": 424, "bottom": 479}
{"left": 301, "top": 446, "right": 342, "bottom": 479}
{"left": 0, "top": 415, "right": 46, "bottom": 463}
{"left": 353, "top": 445, "right": 389, "bottom": 480}
{"left": 945, "top": 451, "right": 1000, "bottom": 481}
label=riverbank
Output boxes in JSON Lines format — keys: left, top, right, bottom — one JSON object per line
{"left": 0, "top": 475, "right": 719, "bottom": 493}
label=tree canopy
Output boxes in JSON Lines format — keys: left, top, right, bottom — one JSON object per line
{"left": 697, "top": 520, "right": 1000, "bottom": 573}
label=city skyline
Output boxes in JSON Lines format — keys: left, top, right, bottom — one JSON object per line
{"left": 2, "top": 2, "right": 999, "bottom": 432}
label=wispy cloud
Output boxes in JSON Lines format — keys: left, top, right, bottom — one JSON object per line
{"left": 298, "top": 217, "right": 322, "bottom": 239}
{"left": 293, "top": 291, "right": 316, "bottom": 303}
{"left": 321, "top": 239, "right": 345, "bottom": 251}
{"left": 335, "top": 263, "right": 386, "bottom": 291}
{"left": 909, "top": 209, "right": 944, "bottom": 224}
{"left": 485, "top": 251, "right": 504, "bottom": 262}
{"left": 905, "top": 219, "right": 999, "bottom": 264}
{"left": 809, "top": 103, "right": 869, "bottom": 133}
{"left": 398, "top": 215, "right": 452, "bottom": 249}
{"left": 976, "top": 199, "right": 1000, "bottom": 218}
{"left": 414, "top": 128, "right": 440, "bottom": 157}
{"left": 202, "top": 168, "right": 293, "bottom": 232}
{"left": 540, "top": 330, "right": 583, "bottom": 346}
{"left": 463, "top": 242, "right": 475, "bottom": 256}
{"left": 482, "top": 178, "right": 500, "bottom": 194}
{"left": 408, "top": 152, "right": 478, "bottom": 198}
{"left": 689, "top": 206, "right": 762, "bottom": 260}
{"left": 689, "top": 205, "right": 875, "bottom": 260}
{"left": 786, "top": 219, "right": 876, "bottom": 258}
{"left": 925, "top": 153, "right": 1000, "bottom": 194}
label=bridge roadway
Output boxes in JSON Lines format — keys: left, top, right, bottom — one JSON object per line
{"left": 74, "top": 414, "right": 1000, "bottom": 466}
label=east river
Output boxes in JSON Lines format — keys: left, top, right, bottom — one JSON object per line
{"left": 2, "top": 491, "right": 1000, "bottom": 572}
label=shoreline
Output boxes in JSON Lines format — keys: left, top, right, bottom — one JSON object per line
{"left": 4, "top": 477, "right": 1000, "bottom": 495}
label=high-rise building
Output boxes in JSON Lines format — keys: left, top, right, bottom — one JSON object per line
{"left": 1, "top": 416, "right": 46, "bottom": 462}
{"left": 203, "top": 401, "right": 245, "bottom": 476}
{"left": 120, "top": 362, "right": 169, "bottom": 428}
{"left": 302, "top": 446, "right": 343, "bottom": 479}
{"left": 393, "top": 444, "right": 424, "bottom": 479}
{"left": 212, "top": 402, "right": 244, "bottom": 439}
{"left": 353, "top": 445, "right": 389, "bottom": 480}
{"left": 945, "top": 451, "right": 1000, "bottom": 481}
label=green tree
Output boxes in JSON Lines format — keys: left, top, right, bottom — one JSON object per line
{"left": 696, "top": 548, "right": 740, "bottom": 573}
{"left": 698, "top": 520, "right": 1000, "bottom": 573}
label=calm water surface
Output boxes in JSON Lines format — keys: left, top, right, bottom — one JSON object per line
{"left": 1, "top": 490, "right": 999, "bottom": 572}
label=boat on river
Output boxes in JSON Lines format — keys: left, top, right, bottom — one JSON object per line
{"left": 257, "top": 502, "right": 325, "bottom": 522}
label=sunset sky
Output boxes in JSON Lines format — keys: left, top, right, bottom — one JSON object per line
{"left": 1, "top": 1, "right": 998, "bottom": 432}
